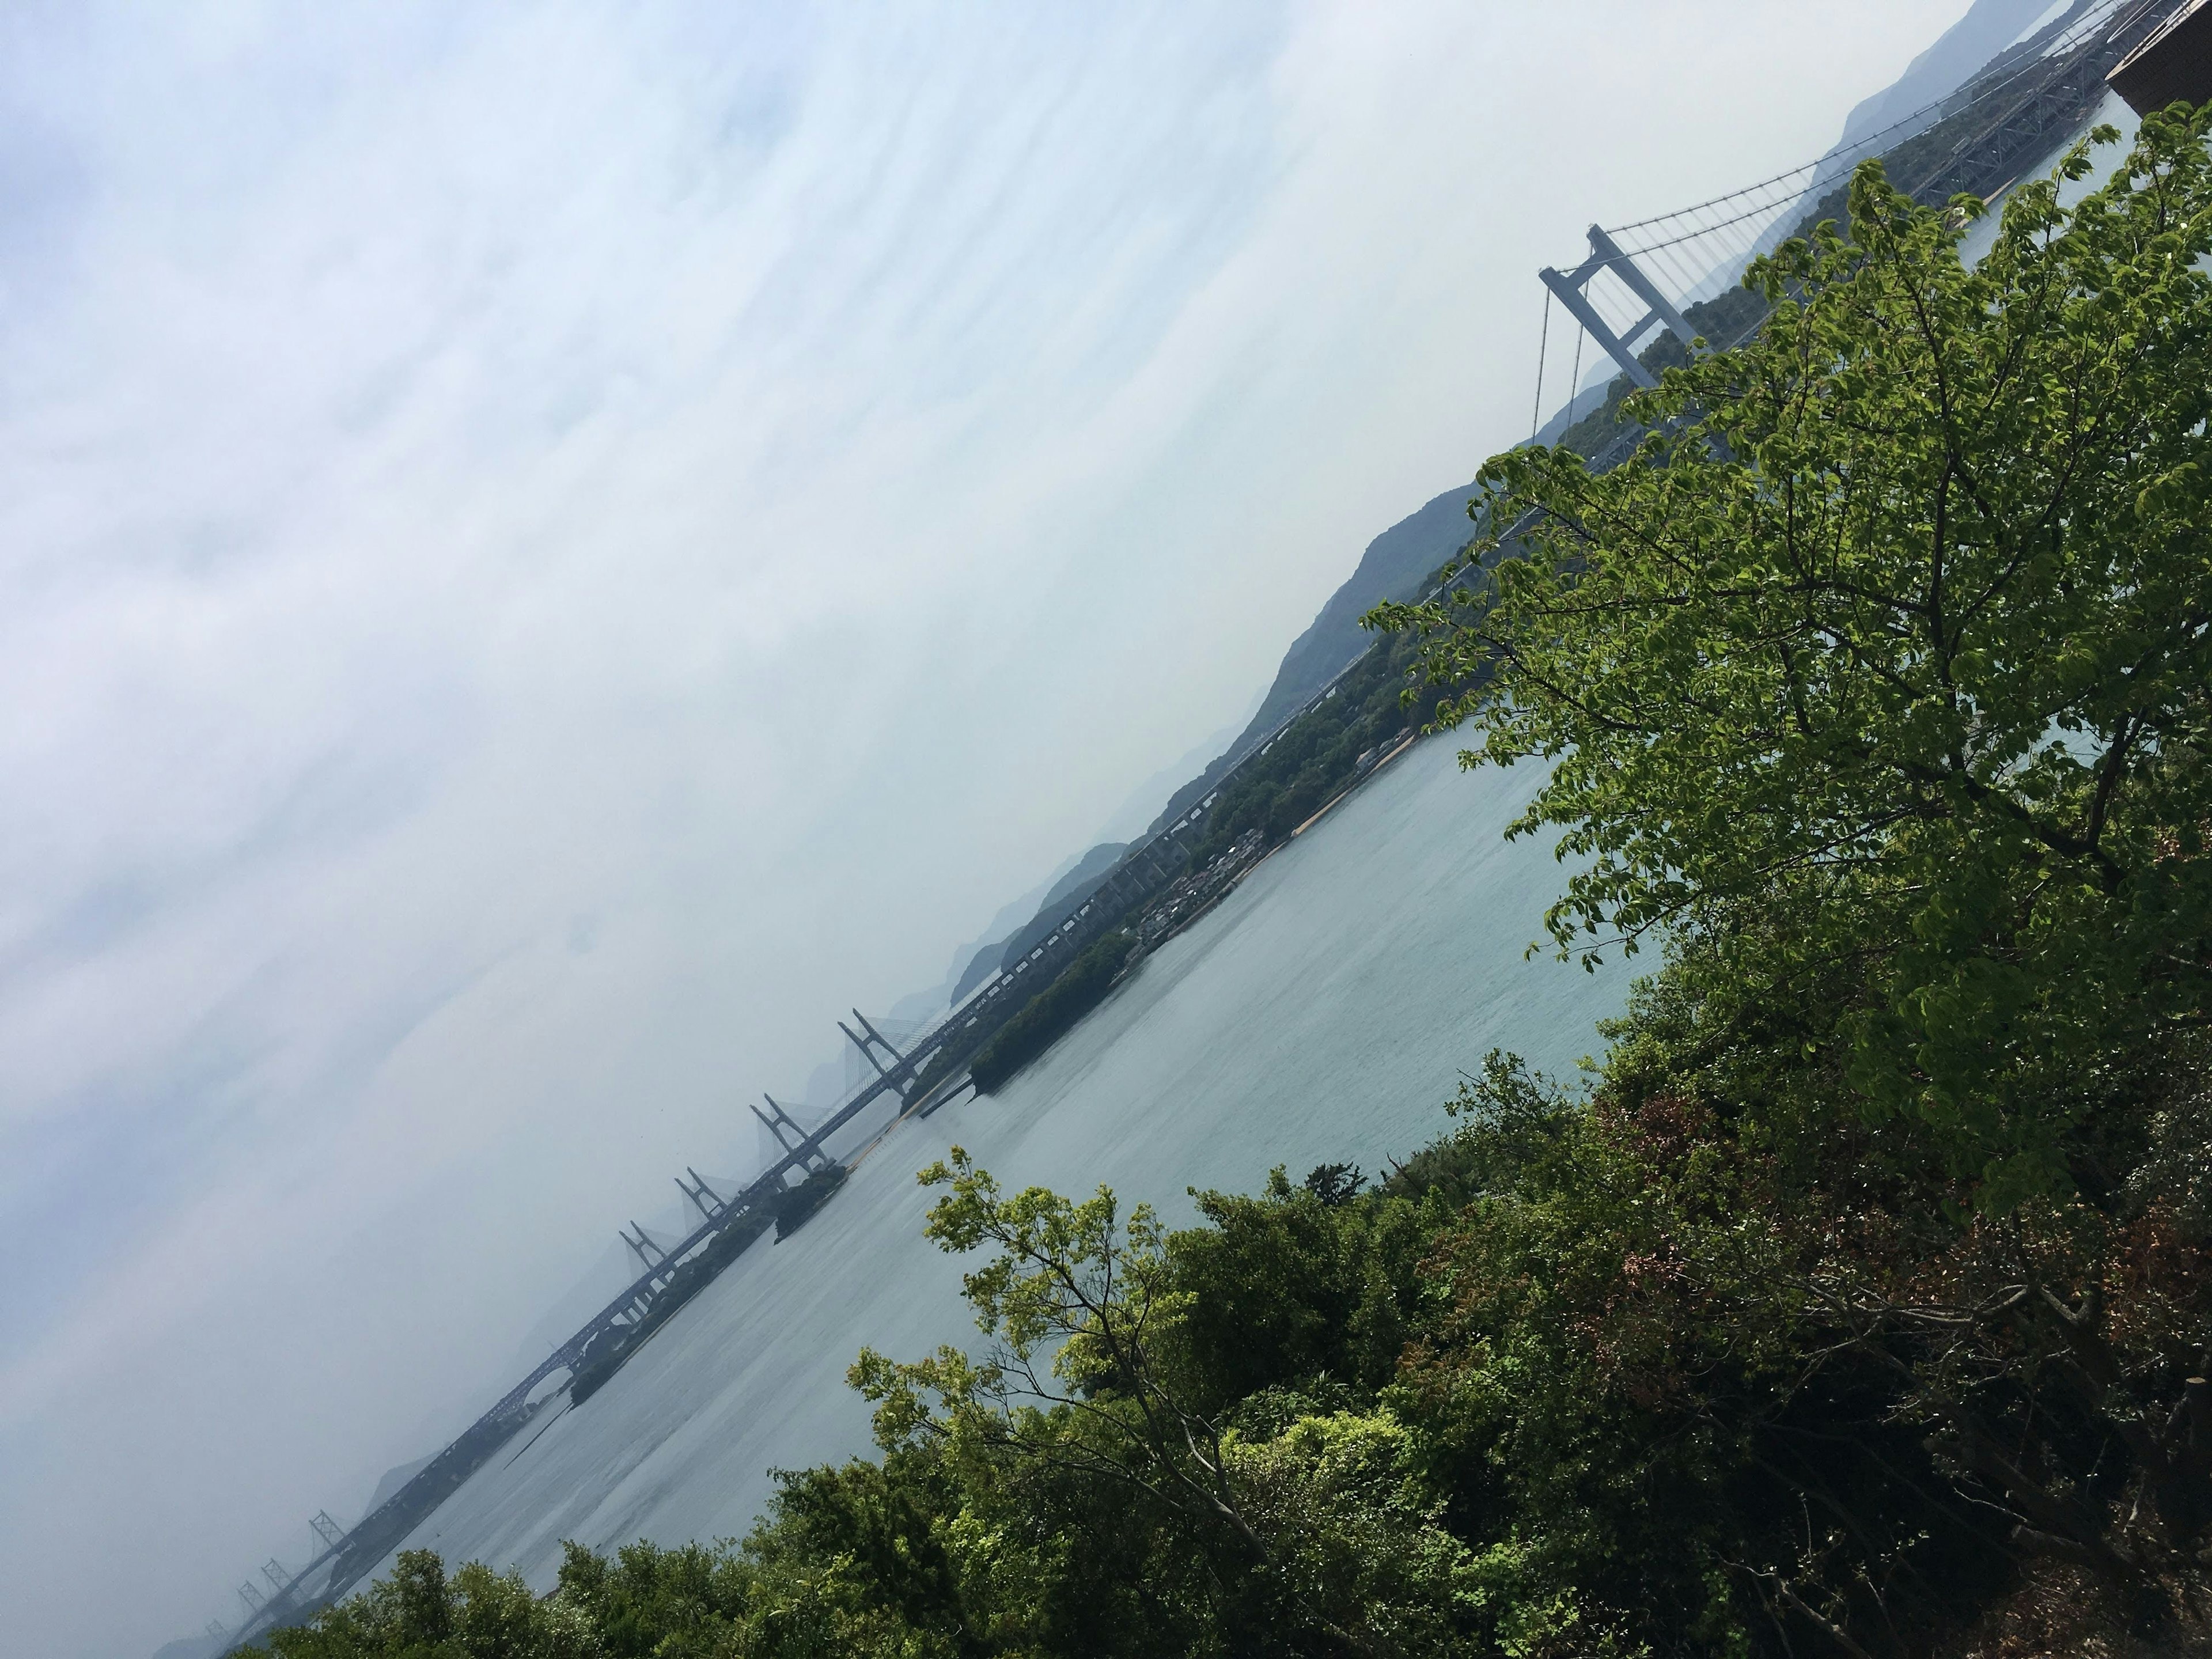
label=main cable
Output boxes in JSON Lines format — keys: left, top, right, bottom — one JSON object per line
{"left": 1600, "top": 0, "right": 2128, "bottom": 246}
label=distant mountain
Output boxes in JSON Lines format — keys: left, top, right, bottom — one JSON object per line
{"left": 934, "top": 855, "right": 1083, "bottom": 1006}
{"left": 362, "top": 1452, "right": 434, "bottom": 1517}
{"left": 1142, "top": 481, "right": 1481, "bottom": 838}
{"left": 1839, "top": 0, "right": 2068, "bottom": 150}
{"left": 991, "top": 841, "right": 1129, "bottom": 975}
{"left": 1238, "top": 484, "right": 1482, "bottom": 747}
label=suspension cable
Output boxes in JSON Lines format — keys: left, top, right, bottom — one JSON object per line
{"left": 1599, "top": 0, "right": 2128, "bottom": 249}
{"left": 1530, "top": 285, "right": 1552, "bottom": 442}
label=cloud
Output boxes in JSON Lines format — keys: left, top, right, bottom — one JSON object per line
{"left": 0, "top": 3, "right": 1979, "bottom": 1653}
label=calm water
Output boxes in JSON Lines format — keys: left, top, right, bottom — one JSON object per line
{"left": 378, "top": 736, "right": 1630, "bottom": 1582}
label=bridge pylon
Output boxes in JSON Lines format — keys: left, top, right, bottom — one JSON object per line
{"left": 677, "top": 1168, "right": 727, "bottom": 1222}
{"left": 619, "top": 1222, "right": 674, "bottom": 1291}
{"left": 310, "top": 1510, "right": 345, "bottom": 1552}
{"left": 1539, "top": 224, "right": 1699, "bottom": 391}
{"left": 238, "top": 1581, "right": 266, "bottom": 1613}
{"left": 753, "top": 1096, "right": 835, "bottom": 1175}
{"left": 842, "top": 1010, "right": 915, "bottom": 1101}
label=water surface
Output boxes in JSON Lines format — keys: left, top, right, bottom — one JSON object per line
{"left": 380, "top": 736, "right": 1630, "bottom": 1581}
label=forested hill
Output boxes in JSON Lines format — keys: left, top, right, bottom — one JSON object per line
{"left": 1142, "top": 480, "right": 1476, "bottom": 836}
{"left": 1237, "top": 481, "right": 1480, "bottom": 748}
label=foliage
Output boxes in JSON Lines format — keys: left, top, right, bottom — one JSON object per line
{"left": 1377, "top": 111, "right": 2212, "bottom": 1206}
{"left": 242, "top": 1551, "right": 604, "bottom": 1659}
{"left": 774, "top": 1164, "right": 850, "bottom": 1241}
{"left": 1190, "top": 630, "right": 1448, "bottom": 868}
{"left": 968, "top": 930, "right": 1136, "bottom": 1094}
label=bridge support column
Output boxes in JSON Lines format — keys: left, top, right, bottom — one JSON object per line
{"left": 1539, "top": 224, "right": 1701, "bottom": 392}
{"left": 753, "top": 1096, "right": 835, "bottom": 1174}
{"left": 843, "top": 1012, "right": 916, "bottom": 1101}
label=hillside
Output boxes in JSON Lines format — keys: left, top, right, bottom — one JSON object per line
{"left": 1140, "top": 482, "right": 1479, "bottom": 839}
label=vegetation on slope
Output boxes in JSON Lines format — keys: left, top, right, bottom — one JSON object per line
{"left": 242, "top": 112, "right": 2212, "bottom": 1657}
{"left": 1185, "top": 628, "right": 1450, "bottom": 869}
{"left": 968, "top": 930, "right": 1136, "bottom": 1094}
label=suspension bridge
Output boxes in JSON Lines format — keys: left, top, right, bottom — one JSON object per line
{"left": 211, "top": 2, "right": 2192, "bottom": 1647}
{"left": 1529, "top": 0, "right": 2181, "bottom": 429}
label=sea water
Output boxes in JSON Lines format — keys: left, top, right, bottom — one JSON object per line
{"left": 377, "top": 735, "right": 1631, "bottom": 1583}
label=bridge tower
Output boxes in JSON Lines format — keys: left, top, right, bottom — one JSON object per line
{"left": 616, "top": 1222, "right": 675, "bottom": 1316}
{"left": 262, "top": 1559, "right": 290, "bottom": 1593}
{"left": 1539, "top": 225, "right": 1700, "bottom": 391}
{"left": 752, "top": 1096, "right": 836, "bottom": 1175}
{"left": 677, "top": 1168, "right": 727, "bottom": 1223}
{"left": 619, "top": 1222, "right": 676, "bottom": 1298}
{"left": 840, "top": 1010, "right": 915, "bottom": 1102}
{"left": 310, "top": 1511, "right": 345, "bottom": 1552}
{"left": 237, "top": 1581, "right": 267, "bottom": 1614}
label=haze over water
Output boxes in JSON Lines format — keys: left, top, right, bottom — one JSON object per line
{"left": 373, "top": 735, "right": 1630, "bottom": 1584}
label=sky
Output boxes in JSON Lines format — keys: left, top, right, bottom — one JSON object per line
{"left": 0, "top": 4, "right": 2003, "bottom": 1654}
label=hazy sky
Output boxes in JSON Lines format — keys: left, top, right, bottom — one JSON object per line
{"left": 0, "top": 5, "right": 1998, "bottom": 1654}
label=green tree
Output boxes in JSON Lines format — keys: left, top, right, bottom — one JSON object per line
{"left": 850, "top": 1149, "right": 1264, "bottom": 1566}
{"left": 852, "top": 1149, "right": 1479, "bottom": 1654}
{"left": 247, "top": 1550, "right": 603, "bottom": 1659}
{"left": 1377, "top": 109, "right": 2212, "bottom": 1205}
